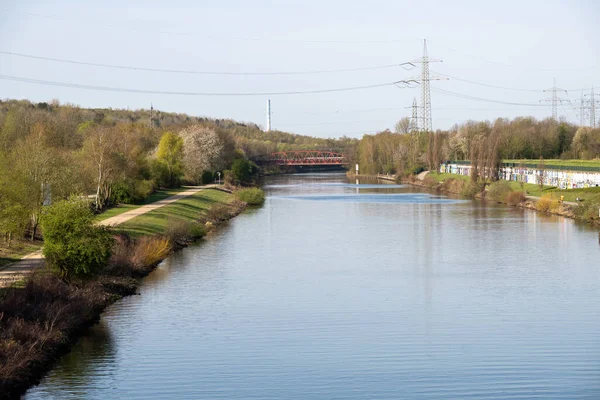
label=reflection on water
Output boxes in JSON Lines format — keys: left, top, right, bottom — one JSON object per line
{"left": 26, "top": 173, "right": 600, "bottom": 400}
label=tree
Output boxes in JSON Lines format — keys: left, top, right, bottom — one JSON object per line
{"left": 395, "top": 117, "right": 411, "bottom": 134}
{"left": 155, "top": 132, "right": 183, "bottom": 187}
{"left": 81, "top": 124, "right": 119, "bottom": 211}
{"left": 230, "top": 158, "right": 256, "bottom": 184}
{"left": 538, "top": 156, "right": 546, "bottom": 190}
{"left": 180, "top": 125, "right": 226, "bottom": 184}
{"left": 41, "top": 197, "right": 113, "bottom": 279}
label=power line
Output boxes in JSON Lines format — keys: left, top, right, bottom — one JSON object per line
{"left": 0, "top": 50, "right": 403, "bottom": 76}
{"left": 0, "top": 73, "right": 409, "bottom": 96}
{"left": 431, "top": 71, "right": 544, "bottom": 93}
{"left": 431, "top": 87, "right": 548, "bottom": 107}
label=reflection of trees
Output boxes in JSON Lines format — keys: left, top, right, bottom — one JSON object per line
{"left": 35, "top": 319, "right": 115, "bottom": 395}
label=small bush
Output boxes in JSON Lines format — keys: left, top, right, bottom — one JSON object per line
{"left": 234, "top": 188, "right": 265, "bottom": 205}
{"left": 131, "top": 237, "right": 171, "bottom": 268}
{"left": 42, "top": 197, "right": 114, "bottom": 279}
{"left": 487, "top": 181, "right": 513, "bottom": 202}
{"left": 422, "top": 175, "right": 439, "bottom": 189}
{"left": 461, "top": 181, "right": 481, "bottom": 198}
{"left": 166, "top": 218, "right": 206, "bottom": 243}
{"left": 205, "top": 204, "right": 233, "bottom": 224}
{"left": 506, "top": 191, "right": 527, "bottom": 206}
{"left": 536, "top": 194, "right": 560, "bottom": 213}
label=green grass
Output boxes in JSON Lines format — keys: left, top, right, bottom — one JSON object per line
{"left": 504, "top": 159, "right": 600, "bottom": 168}
{"left": 0, "top": 239, "right": 43, "bottom": 268}
{"left": 116, "top": 189, "right": 233, "bottom": 238}
{"left": 428, "top": 172, "right": 470, "bottom": 183}
{"left": 432, "top": 172, "right": 600, "bottom": 203}
{"left": 96, "top": 187, "right": 190, "bottom": 221}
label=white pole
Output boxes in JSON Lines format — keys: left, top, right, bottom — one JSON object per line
{"left": 267, "top": 99, "right": 271, "bottom": 132}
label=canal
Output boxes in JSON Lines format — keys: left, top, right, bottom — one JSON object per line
{"left": 25, "top": 173, "right": 600, "bottom": 399}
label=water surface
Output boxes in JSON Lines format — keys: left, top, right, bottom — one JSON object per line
{"left": 26, "top": 173, "right": 600, "bottom": 399}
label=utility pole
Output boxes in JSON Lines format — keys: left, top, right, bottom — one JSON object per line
{"left": 266, "top": 99, "right": 271, "bottom": 132}
{"left": 150, "top": 102, "right": 154, "bottom": 128}
{"left": 540, "top": 78, "right": 567, "bottom": 120}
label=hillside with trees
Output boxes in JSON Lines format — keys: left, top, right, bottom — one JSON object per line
{"left": 0, "top": 99, "right": 355, "bottom": 245}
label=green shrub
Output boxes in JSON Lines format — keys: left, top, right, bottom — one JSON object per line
{"left": 506, "top": 191, "right": 527, "bottom": 206}
{"left": 461, "top": 181, "right": 481, "bottom": 198}
{"left": 573, "top": 198, "right": 600, "bottom": 222}
{"left": 111, "top": 179, "right": 155, "bottom": 204}
{"left": 42, "top": 197, "right": 114, "bottom": 279}
{"left": 234, "top": 188, "right": 265, "bottom": 205}
{"left": 201, "top": 171, "right": 214, "bottom": 185}
{"left": 487, "top": 181, "right": 512, "bottom": 202}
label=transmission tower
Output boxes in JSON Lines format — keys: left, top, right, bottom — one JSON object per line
{"left": 585, "top": 88, "right": 599, "bottom": 128}
{"left": 580, "top": 90, "right": 587, "bottom": 126}
{"left": 403, "top": 40, "right": 445, "bottom": 132}
{"left": 540, "top": 78, "right": 567, "bottom": 120}
{"left": 411, "top": 97, "right": 419, "bottom": 132}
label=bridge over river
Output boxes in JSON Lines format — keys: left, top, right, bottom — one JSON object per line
{"left": 251, "top": 150, "right": 348, "bottom": 170}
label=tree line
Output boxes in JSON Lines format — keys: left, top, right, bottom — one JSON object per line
{"left": 352, "top": 116, "right": 600, "bottom": 178}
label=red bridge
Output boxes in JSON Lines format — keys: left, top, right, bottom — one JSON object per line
{"left": 253, "top": 150, "right": 347, "bottom": 166}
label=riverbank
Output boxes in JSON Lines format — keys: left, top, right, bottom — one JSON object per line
{"left": 347, "top": 171, "right": 598, "bottom": 227}
{"left": 403, "top": 173, "right": 599, "bottom": 226}
{"left": 0, "top": 188, "right": 246, "bottom": 400}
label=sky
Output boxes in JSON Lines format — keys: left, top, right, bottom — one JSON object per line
{"left": 0, "top": 0, "right": 598, "bottom": 138}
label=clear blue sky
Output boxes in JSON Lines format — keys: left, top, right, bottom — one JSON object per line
{"left": 0, "top": 0, "right": 598, "bottom": 138}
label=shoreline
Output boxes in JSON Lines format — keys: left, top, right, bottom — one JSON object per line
{"left": 0, "top": 194, "right": 246, "bottom": 400}
{"left": 347, "top": 172, "right": 598, "bottom": 228}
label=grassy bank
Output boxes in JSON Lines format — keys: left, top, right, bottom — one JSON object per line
{"left": 411, "top": 172, "right": 599, "bottom": 226}
{"left": 95, "top": 187, "right": 189, "bottom": 221}
{"left": 0, "top": 188, "right": 245, "bottom": 399}
{"left": 428, "top": 172, "right": 600, "bottom": 203}
{"left": 116, "top": 189, "right": 232, "bottom": 238}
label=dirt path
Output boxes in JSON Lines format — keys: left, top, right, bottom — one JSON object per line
{"left": 0, "top": 185, "right": 215, "bottom": 287}
{"left": 416, "top": 170, "right": 430, "bottom": 181}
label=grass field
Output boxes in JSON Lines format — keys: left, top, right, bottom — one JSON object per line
{"left": 96, "top": 187, "right": 190, "bottom": 221}
{"left": 428, "top": 172, "right": 600, "bottom": 203}
{"left": 503, "top": 159, "right": 600, "bottom": 169}
{"left": 116, "top": 189, "right": 233, "bottom": 238}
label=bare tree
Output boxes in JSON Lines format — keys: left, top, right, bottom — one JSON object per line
{"left": 538, "top": 156, "right": 546, "bottom": 191}
{"left": 395, "top": 117, "right": 411, "bottom": 134}
{"left": 81, "top": 124, "right": 119, "bottom": 211}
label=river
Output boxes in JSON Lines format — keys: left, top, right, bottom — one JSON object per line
{"left": 25, "top": 173, "right": 600, "bottom": 399}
